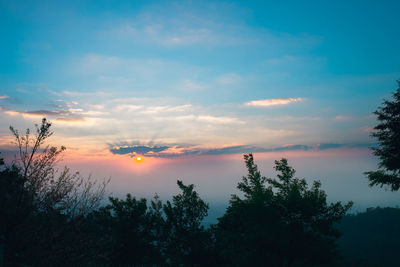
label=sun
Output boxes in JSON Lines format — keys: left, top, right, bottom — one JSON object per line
{"left": 135, "top": 156, "right": 143, "bottom": 162}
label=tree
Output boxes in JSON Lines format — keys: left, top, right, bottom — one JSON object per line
{"left": 89, "top": 194, "right": 165, "bottom": 266}
{"left": 365, "top": 81, "right": 400, "bottom": 190}
{"left": 91, "top": 180, "right": 214, "bottom": 267}
{"left": 0, "top": 118, "right": 108, "bottom": 266}
{"left": 216, "top": 154, "right": 352, "bottom": 266}
{"left": 163, "top": 180, "right": 213, "bottom": 266}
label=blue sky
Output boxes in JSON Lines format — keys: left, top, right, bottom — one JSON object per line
{"left": 1, "top": 0, "right": 400, "bottom": 212}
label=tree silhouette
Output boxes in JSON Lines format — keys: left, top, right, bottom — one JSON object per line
{"left": 163, "top": 180, "right": 213, "bottom": 266}
{"left": 365, "top": 81, "right": 400, "bottom": 190}
{"left": 0, "top": 118, "right": 108, "bottom": 266}
{"left": 89, "top": 180, "right": 213, "bottom": 267}
{"left": 216, "top": 154, "right": 352, "bottom": 266}
{"left": 90, "top": 194, "right": 164, "bottom": 266}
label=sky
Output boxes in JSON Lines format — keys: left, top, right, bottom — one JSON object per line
{"left": 1, "top": 0, "right": 400, "bottom": 219}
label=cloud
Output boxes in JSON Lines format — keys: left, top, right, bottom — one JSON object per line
{"left": 108, "top": 143, "right": 372, "bottom": 158}
{"left": 4, "top": 110, "right": 19, "bottom": 116}
{"left": 101, "top": 3, "right": 322, "bottom": 49}
{"left": 315, "top": 143, "right": 375, "bottom": 150}
{"left": 23, "top": 110, "right": 69, "bottom": 116}
{"left": 114, "top": 104, "right": 144, "bottom": 112}
{"left": 75, "top": 54, "right": 202, "bottom": 91}
{"left": 110, "top": 145, "right": 169, "bottom": 155}
{"left": 315, "top": 143, "right": 344, "bottom": 150}
{"left": 362, "top": 127, "right": 374, "bottom": 133}
{"left": 109, "top": 144, "right": 307, "bottom": 158}
{"left": 139, "top": 105, "right": 192, "bottom": 114}
{"left": 63, "top": 90, "right": 109, "bottom": 97}
{"left": 3, "top": 109, "right": 70, "bottom": 118}
{"left": 56, "top": 117, "right": 86, "bottom": 122}
{"left": 334, "top": 115, "right": 352, "bottom": 120}
{"left": 2, "top": 106, "right": 95, "bottom": 124}
{"left": 0, "top": 95, "right": 9, "bottom": 99}
{"left": 245, "top": 98, "right": 303, "bottom": 107}
{"left": 181, "top": 80, "right": 207, "bottom": 91}
{"left": 108, "top": 23, "right": 229, "bottom": 47}
{"left": 200, "top": 144, "right": 308, "bottom": 155}
{"left": 197, "top": 115, "right": 244, "bottom": 124}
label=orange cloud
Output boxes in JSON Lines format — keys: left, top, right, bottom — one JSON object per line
{"left": 245, "top": 97, "right": 303, "bottom": 107}
{"left": 4, "top": 110, "right": 19, "bottom": 116}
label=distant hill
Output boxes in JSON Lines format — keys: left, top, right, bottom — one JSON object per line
{"left": 338, "top": 207, "right": 400, "bottom": 267}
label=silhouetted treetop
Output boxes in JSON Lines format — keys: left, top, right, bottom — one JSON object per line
{"left": 0, "top": 118, "right": 108, "bottom": 266}
{"left": 216, "top": 154, "right": 352, "bottom": 266}
{"left": 365, "top": 80, "right": 400, "bottom": 190}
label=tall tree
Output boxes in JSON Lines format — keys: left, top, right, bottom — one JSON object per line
{"left": 163, "top": 180, "right": 213, "bottom": 266}
{"left": 0, "top": 118, "right": 108, "bottom": 266}
{"left": 365, "top": 81, "right": 400, "bottom": 190}
{"left": 216, "top": 154, "right": 352, "bottom": 266}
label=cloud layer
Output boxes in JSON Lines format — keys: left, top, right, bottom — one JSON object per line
{"left": 108, "top": 143, "right": 374, "bottom": 158}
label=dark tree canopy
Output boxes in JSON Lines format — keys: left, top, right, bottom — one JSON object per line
{"left": 90, "top": 194, "right": 164, "bottom": 266}
{"left": 216, "top": 154, "right": 352, "bottom": 266}
{"left": 89, "top": 180, "right": 213, "bottom": 267}
{"left": 365, "top": 81, "right": 400, "bottom": 190}
{"left": 163, "top": 180, "right": 213, "bottom": 266}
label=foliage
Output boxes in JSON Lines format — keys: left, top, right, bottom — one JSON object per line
{"left": 163, "top": 180, "right": 213, "bottom": 266}
{"left": 0, "top": 118, "right": 108, "bottom": 266}
{"left": 87, "top": 180, "right": 212, "bottom": 267}
{"left": 90, "top": 194, "right": 164, "bottom": 266}
{"left": 216, "top": 154, "right": 352, "bottom": 266}
{"left": 8, "top": 118, "right": 107, "bottom": 215}
{"left": 365, "top": 81, "right": 400, "bottom": 190}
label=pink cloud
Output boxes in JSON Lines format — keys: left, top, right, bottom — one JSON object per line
{"left": 334, "top": 115, "right": 352, "bottom": 120}
{"left": 245, "top": 97, "right": 303, "bottom": 107}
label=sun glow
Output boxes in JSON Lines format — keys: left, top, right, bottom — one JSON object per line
{"left": 135, "top": 156, "right": 143, "bottom": 162}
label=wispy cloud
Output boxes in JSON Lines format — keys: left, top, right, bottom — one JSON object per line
{"left": 334, "top": 115, "right": 352, "bottom": 120}
{"left": 363, "top": 127, "right": 374, "bottom": 133}
{"left": 139, "top": 105, "right": 193, "bottom": 114}
{"left": 110, "top": 145, "right": 169, "bottom": 155}
{"left": 2, "top": 106, "right": 88, "bottom": 123}
{"left": 108, "top": 143, "right": 373, "bottom": 158}
{"left": 181, "top": 80, "right": 207, "bottom": 91}
{"left": 245, "top": 97, "right": 303, "bottom": 107}
{"left": 0, "top": 95, "right": 9, "bottom": 99}
{"left": 4, "top": 110, "right": 19, "bottom": 116}
{"left": 56, "top": 117, "right": 86, "bottom": 123}
{"left": 197, "top": 115, "right": 244, "bottom": 124}
{"left": 109, "top": 24, "right": 221, "bottom": 47}
{"left": 23, "top": 110, "right": 69, "bottom": 116}
{"left": 101, "top": 4, "right": 322, "bottom": 49}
